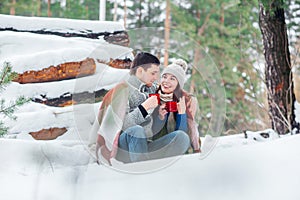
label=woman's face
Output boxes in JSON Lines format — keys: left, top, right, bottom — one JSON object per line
{"left": 160, "top": 73, "right": 178, "bottom": 94}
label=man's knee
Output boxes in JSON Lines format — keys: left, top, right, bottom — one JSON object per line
{"left": 125, "top": 125, "right": 146, "bottom": 138}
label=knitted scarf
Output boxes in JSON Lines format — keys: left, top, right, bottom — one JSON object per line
{"left": 158, "top": 90, "right": 173, "bottom": 102}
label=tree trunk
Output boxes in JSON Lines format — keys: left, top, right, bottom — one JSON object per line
{"left": 190, "top": 10, "right": 200, "bottom": 93}
{"left": 37, "top": 0, "right": 41, "bottom": 16}
{"left": 190, "top": 41, "right": 201, "bottom": 93}
{"left": 189, "top": 5, "right": 213, "bottom": 93}
{"left": 259, "top": 3, "right": 299, "bottom": 134}
{"left": 99, "top": 0, "right": 106, "bottom": 21}
{"left": 10, "top": 0, "right": 16, "bottom": 15}
{"left": 113, "top": 0, "right": 118, "bottom": 21}
{"left": 138, "top": 0, "right": 142, "bottom": 28}
{"left": 164, "top": 0, "right": 170, "bottom": 67}
{"left": 47, "top": 0, "right": 52, "bottom": 17}
{"left": 220, "top": 3, "right": 224, "bottom": 25}
{"left": 124, "top": 0, "right": 127, "bottom": 28}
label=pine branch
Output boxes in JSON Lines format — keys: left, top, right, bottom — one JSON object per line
{"left": 0, "top": 96, "right": 29, "bottom": 120}
{"left": 0, "top": 62, "right": 18, "bottom": 91}
{"left": 0, "top": 62, "right": 28, "bottom": 136}
{"left": 0, "top": 121, "right": 8, "bottom": 137}
{"left": 0, "top": 62, "right": 11, "bottom": 85}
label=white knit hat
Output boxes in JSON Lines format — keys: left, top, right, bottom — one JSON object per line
{"left": 162, "top": 59, "right": 188, "bottom": 89}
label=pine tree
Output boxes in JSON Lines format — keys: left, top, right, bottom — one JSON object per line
{"left": 123, "top": 0, "right": 165, "bottom": 28}
{"left": 0, "top": 62, "right": 28, "bottom": 137}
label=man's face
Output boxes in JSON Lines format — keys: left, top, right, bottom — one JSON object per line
{"left": 138, "top": 64, "right": 160, "bottom": 86}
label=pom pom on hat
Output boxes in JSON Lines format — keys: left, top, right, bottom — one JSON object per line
{"left": 173, "top": 59, "right": 188, "bottom": 72}
{"left": 162, "top": 59, "right": 188, "bottom": 89}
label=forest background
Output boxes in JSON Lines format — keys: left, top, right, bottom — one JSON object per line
{"left": 1, "top": 0, "right": 300, "bottom": 137}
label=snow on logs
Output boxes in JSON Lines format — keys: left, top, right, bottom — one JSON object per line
{"left": 0, "top": 14, "right": 129, "bottom": 47}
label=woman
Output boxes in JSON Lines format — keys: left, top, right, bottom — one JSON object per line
{"left": 152, "top": 59, "right": 201, "bottom": 153}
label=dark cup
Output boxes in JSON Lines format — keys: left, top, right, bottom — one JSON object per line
{"left": 149, "top": 93, "right": 160, "bottom": 105}
{"left": 165, "top": 101, "right": 177, "bottom": 112}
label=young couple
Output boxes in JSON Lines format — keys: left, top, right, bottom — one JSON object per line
{"left": 94, "top": 52, "right": 201, "bottom": 165}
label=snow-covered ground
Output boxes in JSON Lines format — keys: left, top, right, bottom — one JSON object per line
{"left": 1, "top": 14, "right": 300, "bottom": 200}
{"left": 1, "top": 132, "right": 300, "bottom": 200}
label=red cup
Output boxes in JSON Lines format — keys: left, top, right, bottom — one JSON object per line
{"left": 149, "top": 93, "right": 160, "bottom": 105}
{"left": 165, "top": 101, "right": 177, "bottom": 112}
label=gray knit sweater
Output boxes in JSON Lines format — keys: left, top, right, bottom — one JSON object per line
{"left": 122, "top": 75, "right": 157, "bottom": 138}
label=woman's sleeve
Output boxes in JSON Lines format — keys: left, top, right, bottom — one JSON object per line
{"left": 175, "top": 113, "right": 188, "bottom": 132}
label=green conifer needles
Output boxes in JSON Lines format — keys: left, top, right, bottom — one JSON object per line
{"left": 0, "top": 62, "right": 28, "bottom": 137}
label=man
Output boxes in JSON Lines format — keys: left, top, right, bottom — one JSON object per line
{"left": 115, "top": 52, "right": 161, "bottom": 163}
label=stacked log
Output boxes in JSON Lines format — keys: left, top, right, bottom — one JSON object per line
{"left": 14, "top": 58, "right": 96, "bottom": 84}
{"left": 98, "top": 58, "right": 132, "bottom": 69}
{"left": 32, "top": 89, "right": 108, "bottom": 107}
{"left": 29, "top": 127, "right": 67, "bottom": 140}
{"left": 104, "top": 31, "right": 130, "bottom": 47}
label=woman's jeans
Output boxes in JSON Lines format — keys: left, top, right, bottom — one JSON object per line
{"left": 116, "top": 125, "right": 190, "bottom": 163}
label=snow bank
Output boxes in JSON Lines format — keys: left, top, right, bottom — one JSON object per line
{"left": 1, "top": 134, "right": 300, "bottom": 200}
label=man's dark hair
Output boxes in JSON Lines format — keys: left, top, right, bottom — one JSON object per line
{"left": 130, "top": 52, "right": 160, "bottom": 75}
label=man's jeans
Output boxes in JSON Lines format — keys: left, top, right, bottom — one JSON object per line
{"left": 116, "top": 125, "right": 190, "bottom": 163}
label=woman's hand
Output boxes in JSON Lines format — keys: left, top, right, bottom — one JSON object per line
{"left": 177, "top": 97, "right": 186, "bottom": 114}
{"left": 141, "top": 96, "right": 159, "bottom": 111}
{"left": 158, "top": 103, "right": 168, "bottom": 120}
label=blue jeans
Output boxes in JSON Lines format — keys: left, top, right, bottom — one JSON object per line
{"left": 116, "top": 125, "right": 190, "bottom": 163}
